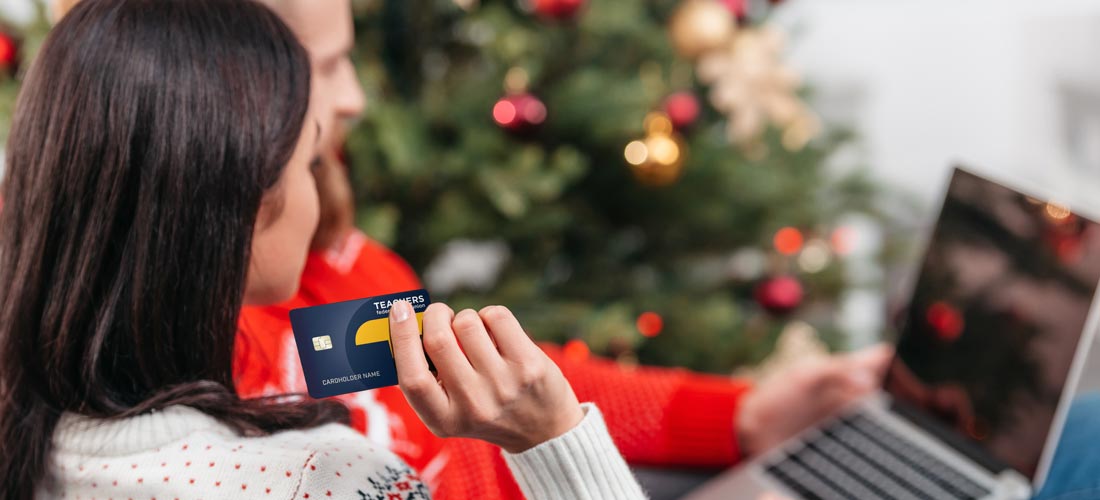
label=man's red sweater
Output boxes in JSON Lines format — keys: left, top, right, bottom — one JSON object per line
{"left": 235, "top": 230, "right": 753, "bottom": 499}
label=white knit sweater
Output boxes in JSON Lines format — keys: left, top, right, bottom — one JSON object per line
{"left": 39, "top": 402, "right": 646, "bottom": 500}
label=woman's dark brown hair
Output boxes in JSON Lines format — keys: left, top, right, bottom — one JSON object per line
{"left": 0, "top": 0, "right": 347, "bottom": 496}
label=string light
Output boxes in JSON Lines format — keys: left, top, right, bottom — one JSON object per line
{"left": 492, "top": 99, "right": 517, "bottom": 126}
{"left": 646, "top": 135, "right": 680, "bottom": 165}
{"left": 563, "top": 339, "right": 590, "bottom": 362}
{"left": 636, "top": 312, "right": 664, "bottom": 337}
{"left": 830, "top": 226, "right": 854, "bottom": 255}
{"left": 644, "top": 112, "right": 673, "bottom": 135}
{"left": 624, "top": 140, "right": 649, "bottom": 165}
{"left": 504, "top": 67, "right": 530, "bottom": 93}
{"left": 774, "top": 227, "right": 803, "bottom": 255}
{"left": 492, "top": 93, "right": 546, "bottom": 129}
{"left": 798, "top": 239, "right": 831, "bottom": 273}
{"left": 624, "top": 112, "right": 686, "bottom": 186}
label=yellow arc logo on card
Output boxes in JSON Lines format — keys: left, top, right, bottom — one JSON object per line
{"left": 354, "top": 312, "right": 425, "bottom": 346}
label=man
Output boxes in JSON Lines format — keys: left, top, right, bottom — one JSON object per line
{"left": 227, "top": 2, "right": 890, "bottom": 499}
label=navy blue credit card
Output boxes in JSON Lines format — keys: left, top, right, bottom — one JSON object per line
{"left": 289, "top": 289, "right": 430, "bottom": 399}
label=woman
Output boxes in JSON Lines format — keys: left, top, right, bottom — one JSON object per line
{"left": 0, "top": 0, "right": 644, "bottom": 498}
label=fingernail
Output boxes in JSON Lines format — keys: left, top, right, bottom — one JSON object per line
{"left": 391, "top": 300, "right": 412, "bottom": 323}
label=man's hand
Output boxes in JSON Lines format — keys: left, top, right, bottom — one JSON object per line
{"left": 736, "top": 344, "right": 893, "bottom": 456}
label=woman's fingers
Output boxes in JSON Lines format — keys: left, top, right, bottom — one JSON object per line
{"left": 451, "top": 309, "right": 506, "bottom": 374}
{"left": 393, "top": 301, "right": 583, "bottom": 451}
{"left": 477, "top": 305, "right": 540, "bottom": 361}
{"left": 389, "top": 300, "right": 448, "bottom": 418}
{"left": 420, "top": 303, "right": 476, "bottom": 384}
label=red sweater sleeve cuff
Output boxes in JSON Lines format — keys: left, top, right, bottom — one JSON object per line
{"left": 664, "top": 376, "right": 754, "bottom": 467}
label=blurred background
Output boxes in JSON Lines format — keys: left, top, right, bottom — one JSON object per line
{"left": 2, "top": 0, "right": 1100, "bottom": 380}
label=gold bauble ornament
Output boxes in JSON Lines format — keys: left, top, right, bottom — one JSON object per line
{"left": 668, "top": 0, "right": 736, "bottom": 60}
{"left": 624, "top": 113, "right": 687, "bottom": 187}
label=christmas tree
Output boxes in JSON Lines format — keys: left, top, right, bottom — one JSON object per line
{"left": 346, "top": 0, "right": 886, "bottom": 373}
{"left": 0, "top": 0, "right": 888, "bottom": 373}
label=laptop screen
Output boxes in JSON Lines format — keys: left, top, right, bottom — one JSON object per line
{"left": 884, "top": 168, "right": 1100, "bottom": 479}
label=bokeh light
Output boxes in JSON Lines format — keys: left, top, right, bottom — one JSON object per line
{"left": 926, "top": 301, "right": 964, "bottom": 342}
{"left": 563, "top": 339, "right": 591, "bottom": 362}
{"left": 624, "top": 140, "right": 648, "bottom": 165}
{"left": 492, "top": 99, "right": 518, "bottom": 127}
{"left": 774, "top": 227, "right": 804, "bottom": 255}
{"left": 636, "top": 311, "right": 664, "bottom": 337}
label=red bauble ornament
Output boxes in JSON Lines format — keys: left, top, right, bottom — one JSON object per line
{"left": 0, "top": 30, "right": 20, "bottom": 77}
{"left": 492, "top": 93, "right": 547, "bottom": 132}
{"left": 0, "top": 35, "right": 15, "bottom": 65}
{"left": 754, "top": 276, "right": 804, "bottom": 315}
{"left": 663, "top": 91, "right": 700, "bottom": 130}
{"left": 534, "top": 0, "right": 586, "bottom": 20}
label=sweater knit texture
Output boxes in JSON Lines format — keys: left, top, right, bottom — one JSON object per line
{"left": 42, "top": 403, "right": 645, "bottom": 499}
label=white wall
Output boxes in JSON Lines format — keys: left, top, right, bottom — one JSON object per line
{"left": 774, "top": 0, "right": 1100, "bottom": 212}
{"left": 772, "top": 1, "right": 1100, "bottom": 349}
{"left": 0, "top": 0, "right": 41, "bottom": 180}
{"left": 0, "top": 0, "right": 37, "bottom": 26}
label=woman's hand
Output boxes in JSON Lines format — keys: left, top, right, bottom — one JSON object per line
{"left": 389, "top": 301, "right": 585, "bottom": 453}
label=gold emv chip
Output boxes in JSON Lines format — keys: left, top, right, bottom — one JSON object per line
{"left": 312, "top": 335, "right": 333, "bottom": 351}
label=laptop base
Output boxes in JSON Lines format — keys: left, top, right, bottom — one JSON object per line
{"left": 684, "top": 395, "right": 1032, "bottom": 500}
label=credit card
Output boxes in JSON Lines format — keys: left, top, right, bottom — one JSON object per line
{"left": 289, "top": 289, "right": 430, "bottom": 399}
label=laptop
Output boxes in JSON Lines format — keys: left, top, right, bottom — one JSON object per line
{"left": 686, "top": 167, "right": 1100, "bottom": 500}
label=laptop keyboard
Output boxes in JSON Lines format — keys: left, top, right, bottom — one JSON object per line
{"left": 763, "top": 413, "right": 993, "bottom": 500}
